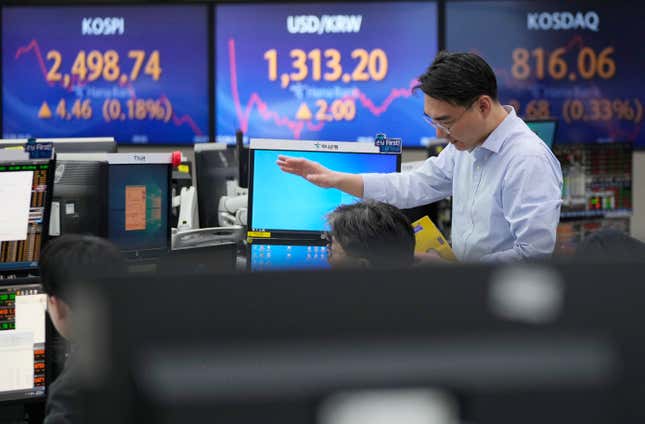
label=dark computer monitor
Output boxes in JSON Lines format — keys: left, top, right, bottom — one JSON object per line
{"left": 0, "top": 138, "right": 116, "bottom": 154}
{"left": 0, "top": 160, "right": 54, "bottom": 273}
{"left": 194, "top": 143, "right": 238, "bottom": 228}
{"left": 248, "top": 239, "right": 329, "bottom": 272}
{"left": 106, "top": 157, "right": 171, "bottom": 259}
{"left": 128, "top": 243, "right": 238, "bottom": 275}
{"left": 525, "top": 119, "right": 558, "bottom": 149}
{"left": 163, "top": 243, "right": 238, "bottom": 275}
{"left": 0, "top": 281, "right": 47, "bottom": 403}
{"left": 51, "top": 160, "right": 108, "bottom": 237}
{"left": 76, "top": 262, "right": 645, "bottom": 423}
{"left": 248, "top": 139, "right": 401, "bottom": 240}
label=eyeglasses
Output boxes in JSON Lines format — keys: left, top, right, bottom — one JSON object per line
{"left": 423, "top": 99, "right": 477, "bottom": 135}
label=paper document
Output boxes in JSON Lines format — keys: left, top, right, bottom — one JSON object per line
{"left": 0, "top": 171, "right": 33, "bottom": 241}
{"left": 125, "top": 185, "right": 147, "bottom": 231}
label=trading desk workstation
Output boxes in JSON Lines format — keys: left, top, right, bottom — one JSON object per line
{"left": 1, "top": 137, "right": 645, "bottom": 424}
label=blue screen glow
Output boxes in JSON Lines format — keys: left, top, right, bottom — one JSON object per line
{"left": 251, "top": 149, "right": 398, "bottom": 232}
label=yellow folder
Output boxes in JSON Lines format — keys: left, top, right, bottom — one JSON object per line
{"left": 411, "top": 215, "right": 457, "bottom": 261}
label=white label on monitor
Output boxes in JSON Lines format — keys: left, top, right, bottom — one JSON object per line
{"left": 0, "top": 171, "right": 33, "bottom": 241}
{"left": 0, "top": 331, "right": 35, "bottom": 392}
{"left": 106, "top": 153, "right": 172, "bottom": 164}
{"left": 250, "top": 138, "right": 384, "bottom": 153}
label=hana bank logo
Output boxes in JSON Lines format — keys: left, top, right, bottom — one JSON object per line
{"left": 527, "top": 11, "right": 599, "bottom": 32}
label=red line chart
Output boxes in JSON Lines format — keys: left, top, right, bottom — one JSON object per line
{"left": 228, "top": 38, "right": 419, "bottom": 139}
{"left": 15, "top": 39, "right": 204, "bottom": 136}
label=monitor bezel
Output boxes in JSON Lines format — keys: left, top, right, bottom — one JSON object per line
{"left": 0, "top": 138, "right": 117, "bottom": 154}
{"left": 106, "top": 159, "right": 173, "bottom": 260}
{"left": 247, "top": 138, "right": 401, "bottom": 241}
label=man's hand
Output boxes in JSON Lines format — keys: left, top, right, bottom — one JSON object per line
{"left": 414, "top": 249, "right": 451, "bottom": 265}
{"left": 277, "top": 155, "right": 338, "bottom": 188}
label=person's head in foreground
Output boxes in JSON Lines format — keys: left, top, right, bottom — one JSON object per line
{"left": 326, "top": 200, "right": 415, "bottom": 269}
{"left": 417, "top": 51, "right": 506, "bottom": 152}
{"left": 40, "top": 234, "right": 125, "bottom": 340}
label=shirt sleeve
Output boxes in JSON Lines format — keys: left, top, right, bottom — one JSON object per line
{"left": 480, "top": 153, "right": 563, "bottom": 262}
{"left": 362, "top": 144, "right": 456, "bottom": 209}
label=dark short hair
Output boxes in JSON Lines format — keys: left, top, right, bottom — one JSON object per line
{"left": 40, "top": 234, "right": 125, "bottom": 306}
{"left": 327, "top": 200, "right": 415, "bottom": 268}
{"left": 415, "top": 51, "right": 498, "bottom": 107}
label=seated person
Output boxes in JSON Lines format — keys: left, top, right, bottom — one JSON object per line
{"left": 325, "top": 200, "right": 415, "bottom": 268}
{"left": 40, "top": 234, "right": 125, "bottom": 424}
{"left": 574, "top": 228, "right": 645, "bottom": 263}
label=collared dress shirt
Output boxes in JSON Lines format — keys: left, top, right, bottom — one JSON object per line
{"left": 362, "top": 106, "right": 563, "bottom": 262}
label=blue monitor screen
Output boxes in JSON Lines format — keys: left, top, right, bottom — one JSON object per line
{"left": 250, "top": 149, "right": 398, "bottom": 232}
{"left": 215, "top": 2, "right": 438, "bottom": 147}
{"left": 107, "top": 164, "right": 169, "bottom": 252}
{"left": 526, "top": 121, "right": 557, "bottom": 148}
{"left": 2, "top": 5, "right": 209, "bottom": 145}
{"left": 250, "top": 243, "right": 330, "bottom": 271}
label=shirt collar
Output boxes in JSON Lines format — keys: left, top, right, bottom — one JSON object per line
{"left": 477, "top": 105, "right": 515, "bottom": 154}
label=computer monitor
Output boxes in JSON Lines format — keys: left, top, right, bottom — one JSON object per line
{"left": 194, "top": 143, "right": 238, "bottom": 228}
{"left": 0, "top": 160, "right": 53, "bottom": 273}
{"left": 106, "top": 154, "right": 171, "bottom": 259}
{"left": 127, "top": 243, "right": 238, "bottom": 276}
{"left": 249, "top": 240, "right": 329, "bottom": 272}
{"left": 51, "top": 159, "right": 108, "bottom": 237}
{"left": 76, "top": 262, "right": 645, "bottom": 423}
{"left": 525, "top": 120, "right": 558, "bottom": 149}
{"left": 0, "top": 138, "right": 116, "bottom": 154}
{"left": 248, "top": 139, "right": 401, "bottom": 240}
{"left": 0, "top": 281, "right": 47, "bottom": 402}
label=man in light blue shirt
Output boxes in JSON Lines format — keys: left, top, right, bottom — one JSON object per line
{"left": 278, "top": 52, "right": 563, "bottom": 262}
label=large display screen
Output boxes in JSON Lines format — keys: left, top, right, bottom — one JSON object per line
{"left": 215, "top": 2, "right": 438, "bottom": 148}
{"left": 2, "top": 5, "right": 209, "bottom": 144}
{"left": 447, "top": 1, "right": 644, "bottom": 147}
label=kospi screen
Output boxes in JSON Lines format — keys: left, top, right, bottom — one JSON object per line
{"left": 2, "top": 6, "right": 209, "bottom": 145}
{"left": 215, "top": 2, "right": 438, "bottom": 148}
{"left": 446, "top": 0, "right": 644, "bottom": 148}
